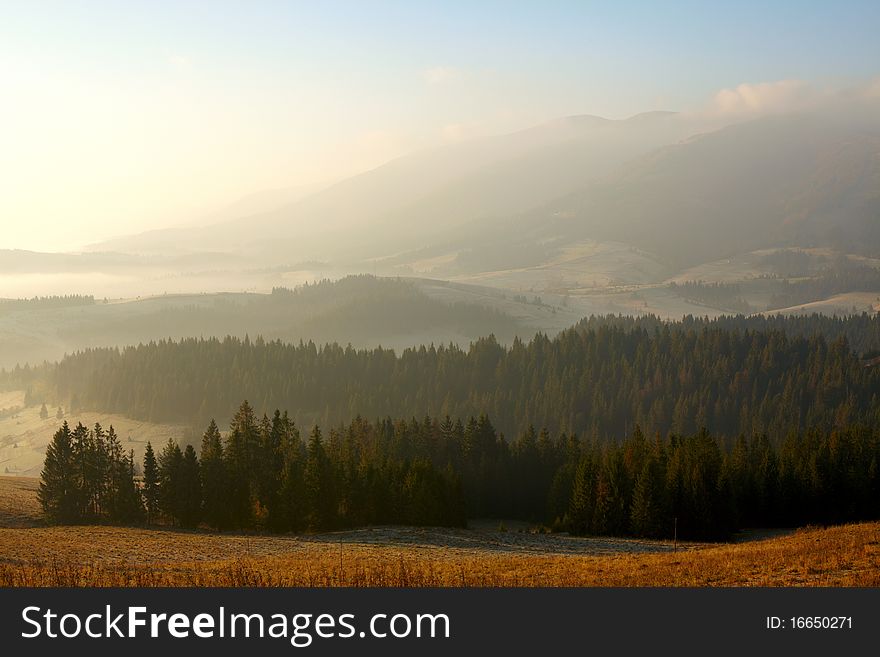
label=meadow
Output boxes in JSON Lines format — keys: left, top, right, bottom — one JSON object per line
{"left": 1, "top": 476, "right": 877, "bottom": 588}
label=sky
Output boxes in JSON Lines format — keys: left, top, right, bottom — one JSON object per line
{"left": 2, "top": 0, "right": 879, "bottom": 252}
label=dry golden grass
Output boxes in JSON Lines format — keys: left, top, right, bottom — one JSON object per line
{"left": 0, "top": 522, "right": 877, "bottom": 588}
{"left": 0, "top": 475, "right": 41, "bottom": 527}
{"left": 1, "top": 476, "right": 877, "bottom": 587}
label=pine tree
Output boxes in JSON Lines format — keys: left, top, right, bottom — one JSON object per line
{"left": 142, "top": 441, "right": 160, "bottom": 524}
{"left": 38, "top": 422, "right": 79, "bottom": 523}
{"left": 279, "top": 425, "right": 306, "bottom": 532}
{"left": 225, "top": 400, "right": 258, "bottom": 528}
{"left": 630, "top": 458, "right": 666, "bottom": 538}
{"left": 105, "top": 425, "right": 142, "bottom": 523}
{"left": 39, "top": 403, "right": 49, "bottom": 420}
{"left": 157, "top": 439, "right": 183, "bottom": 524}
{"left": 304, "top": 425, "right": 335, "bottom": 530}
{"left": 568, "top": 455, "right": 594, "bottom": 534}
{"left": 179, "top": 444, "right": 202, "bottom": 528}
{"left": 199, "top": 420, "right": 229, "bottom": 530}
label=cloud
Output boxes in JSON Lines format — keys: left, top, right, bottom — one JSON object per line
{"left": 707, "top": 79, "right": 822, "bottom": 117}
{"left": 697, "top": 77, "right": 880, "bottom": 122}
{"left": 421, "top": 66, "right": 461, "bottom": 85}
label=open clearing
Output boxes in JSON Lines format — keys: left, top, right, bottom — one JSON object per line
{"left": 763, "top": 291, "right": 880, "bottom": 317}
{"left": 0, "top": 402, "right": 187, "bottom": 477}
{"left": 1, "top": 476, "right": 877, "bottom": 587}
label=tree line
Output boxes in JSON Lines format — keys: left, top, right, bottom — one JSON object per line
{"left": 38, "top": 421, "right": 143, "bottom": 525}
{"left": 40, "top": 401, "right": 880, "bottom": 540}
{"left": 0, "top": 294, "right": 95, "bottom": 313}
{"left": 667, "top": 281, "right": 752, "bottom": 314}
{"left": 767, "top": 264, "right": 880, "bottom": 311}
{"left": 33, "top": 313, "right": 880, "bottom": 441}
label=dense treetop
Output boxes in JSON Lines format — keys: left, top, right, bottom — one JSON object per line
{"left": 39, "top": 401, "right": 880, "bottom": 540}
{"left": 14, "top": 312, "right": 878, "bottom": 441}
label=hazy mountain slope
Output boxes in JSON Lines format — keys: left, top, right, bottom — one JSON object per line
{"left": 0, "top": 276, "right": 529, "bottom": 369}
{"left": 93, "top": 112, "right": 705, "bottom": 261}
{"left": 91, "top": 182, "right": 329, "bottom": 255}
{"left": 501, "top": 111, "right": 880, "bottom": 268}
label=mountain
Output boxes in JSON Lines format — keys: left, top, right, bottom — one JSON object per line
{"left": 90, "top": 182, "right": 330, "bottom": 256}
{"left": 91, "top": 112, "right": 707, "bottom": 262}
{"left": 31, "top": 100, "right": 880, "bottom": 296}
{"left": 443, "top": 104, "right": 880, "bottom": 271}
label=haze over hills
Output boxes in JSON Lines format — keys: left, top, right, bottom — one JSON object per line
{"left": 88, "top": 110, "right": 711, "bottom": 263}
{"left": 75, "top": 97, "right": 880, "bottom": 285}
{"left": 492, "top": 108, "right": 880, "bottom": 268}
{"left": 2, "top": 95, "right": 879, "bottom": 357}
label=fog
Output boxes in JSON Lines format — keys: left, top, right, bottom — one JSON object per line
{"left": 1, "top": 4, "right": 879, "bottom": 375}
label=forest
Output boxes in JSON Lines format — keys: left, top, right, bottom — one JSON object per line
{"left": 0, "top": 275, "right": 526, "bottom": 370}
{"left": 14, "top": 312, "right": 880, "bottom": 441}
{"left": 667, "top": 281, "right": 752, "bottom": 314}
{"left": 0, "top": 294, "right": 96, "bottom": 312}
{"left": 38, "top": 400, "right": 880, "bottom": 540}
{"left": 766, "top": 264, "right": 880, "bottom": 310}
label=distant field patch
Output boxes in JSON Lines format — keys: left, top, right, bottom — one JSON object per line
{"left": 0, "top": 401, "right": 187, "bottom": 477}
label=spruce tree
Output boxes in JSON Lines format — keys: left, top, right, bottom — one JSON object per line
{"left": 142, "top": 441, "right": 160, "bottom": 524}
{"left": 304, "top": 425, "right": 335, "bottom": 530}
{"left": 630, "top": 458, "right": 665, "bottom": 538}
{"left": 225, "top": 400, "right": 258, "bottom": 528}
{"left": 199, "top": 420, "right": 229, "bottom": 530}
{"left": 179, "top": 444, "right": 202, "bottom": 529}
{"left": 115, "top": 449, "right": 145, "bottom": 524}
{"left": 157, "top": 439, "right": 183, "bottom": 524}
{"left": 38, "top": 422, "right": 79, "bottom": 523}
{"left": 279, "top": 425, "right": 306, "bottom": 532}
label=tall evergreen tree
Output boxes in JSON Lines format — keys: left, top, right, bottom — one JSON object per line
{"left": 225, "top": 400, "right": 258, "bottom": 528}
{"left": 304, "top": 425, "right": 336, "bottom": 530}
{"left": 142, "top": 441, "right": 160, "bottom": 524}
{"left": 156, "top": 439, "right": 183, "bottom": 524}
{"left": 199, "top": 420, "right": 229, "bottom": 530}
{"left": 38, "top": 422, "right": 78, "bottom": 523}
{"left": 179, "top": 444, "right": 202, "bottom": 529}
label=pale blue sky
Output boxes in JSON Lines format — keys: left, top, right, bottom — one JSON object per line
{"left": 2, "top": 1, "right": 879, "bottom": 250}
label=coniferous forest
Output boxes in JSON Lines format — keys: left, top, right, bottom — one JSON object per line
{"left": 22, "top": 313, "right": 880, "bottom": 441}
{"left": 26, "top": 312, "right": 880, "bottom": 539}
{"left": 39, "top": 399, "right": 880, "bottom": 540}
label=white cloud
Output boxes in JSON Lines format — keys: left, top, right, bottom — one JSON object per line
{"left": 707, "top": 79, "right": 822, "bottom": 117}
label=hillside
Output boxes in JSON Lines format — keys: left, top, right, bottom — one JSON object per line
{"left": 84, "top": 103, "right": 880, "bottom": 281}
{"left": 90, "top": 112, "right": 704, "bottom": 263}
{"left": 15, "top": 314, "right": 880, "bottom": 439}
{"left": 444, "top": 110, "right": 880, "bottom": 274}
{"left": 0, "top": 276, "right": 527, "bottom": 369}
{"left": 0, "top": 398, "right": 187, "bottom": 478}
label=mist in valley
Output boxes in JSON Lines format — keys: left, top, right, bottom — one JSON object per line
{"left": 2, "top": 3, "right": 880, "bottom": 584}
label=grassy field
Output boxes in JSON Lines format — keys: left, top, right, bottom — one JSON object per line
{"left": 1, "top": 476, "right": 877, "bottom": 587}
{"left": 0, "top": 401, "right": 187, "bottom": 477}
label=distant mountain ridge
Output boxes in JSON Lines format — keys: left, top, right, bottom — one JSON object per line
{"left": 90, "top": 111, "right": 705, "bottom": 262}
{"left": 56, "top": 99, "right": 880, "bottom": 279}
